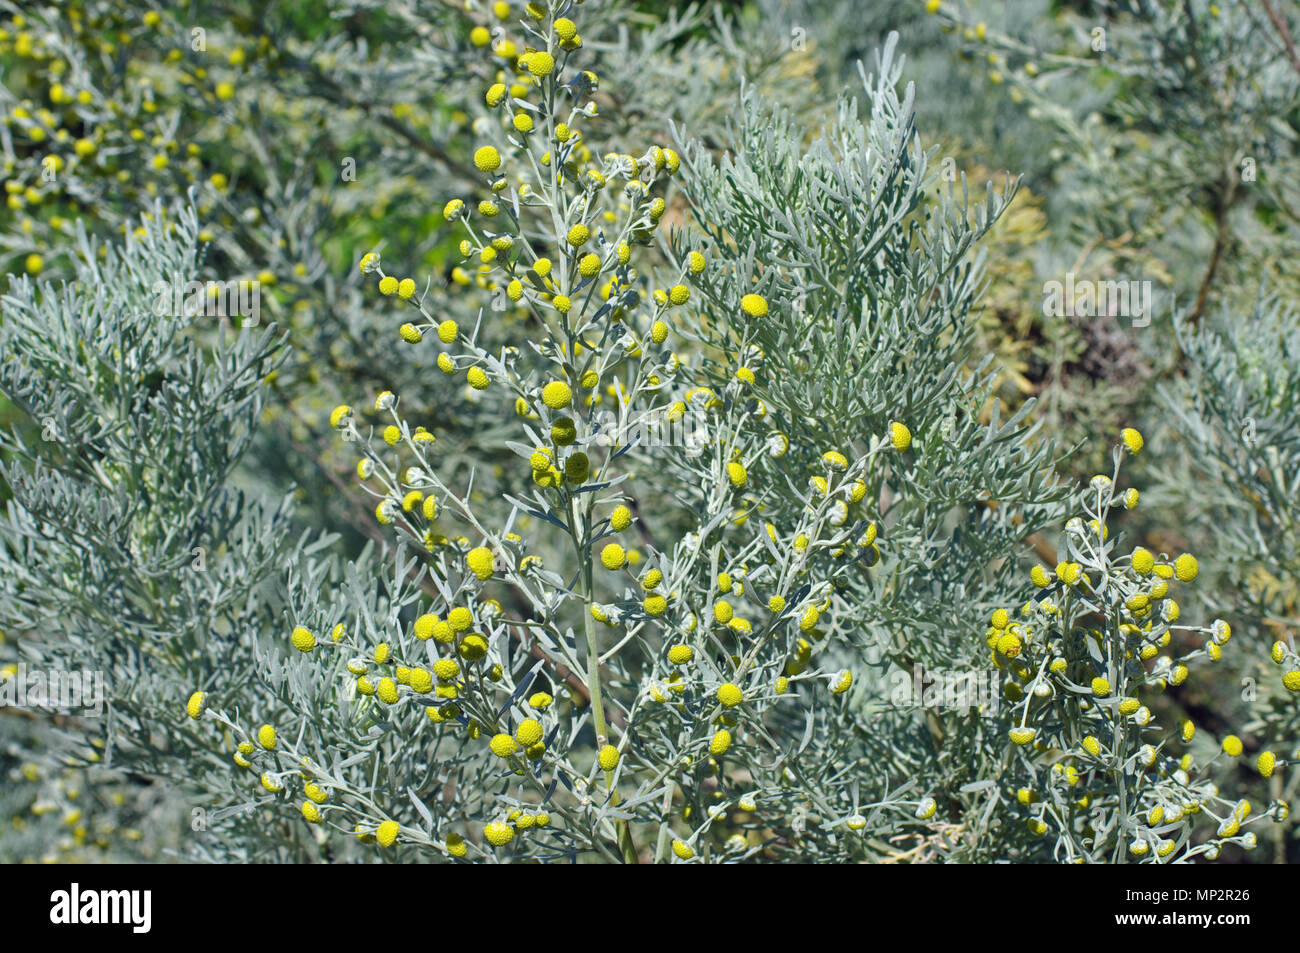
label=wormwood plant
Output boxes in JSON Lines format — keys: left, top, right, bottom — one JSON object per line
{"left": 0, "top": 206, "right": 323, "bottom": 861}
{"left": 992, "top": 429, "right": 1284, "bottom": 862}
{"left": 167, "top": 10, "right": 1078, "bottom": 862}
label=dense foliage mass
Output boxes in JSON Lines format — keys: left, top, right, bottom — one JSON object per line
{"left": 0, "top": 0, "right": 1297, "bottom": 863}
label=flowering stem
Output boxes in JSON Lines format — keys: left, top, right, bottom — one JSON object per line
{"left": 574, "top": 509, "right": 638, "bottom": 863}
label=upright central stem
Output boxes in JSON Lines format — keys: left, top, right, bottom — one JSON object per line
{"left": 582, "top": 555, "right": 610, "bottom": 748}
{"left": 575, "top": 514, "right": 637, "bottom": 863}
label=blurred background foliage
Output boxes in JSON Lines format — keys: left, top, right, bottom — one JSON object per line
{"left": 0, "top": 0, "right": 1297, "bottom": 861}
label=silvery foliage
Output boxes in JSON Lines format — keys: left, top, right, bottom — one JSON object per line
{"left": 1159, "top": 295, "right": 1300, "bottom": 803}
{"left": 666, "top": 35, "right": 1071, "bottom": 859}
{"left": 0, "top": 206, "right": 341, "bottom": 862}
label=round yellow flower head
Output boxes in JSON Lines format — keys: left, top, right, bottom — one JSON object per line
{"left": 916, "top": 797, "right": 937, "bottom": 820}
{"left": 1029, "top": 565, "right": 1050, "bottom": 588}
{"left": 409, "top": 668, "right": 434, "bottom": 694}
{"left": 466, "top": 546, "right": 495, "bottom": 580}
{"left": 740, "top": 293, "right": 768, "bottom": 317}
{"left": 473, "top": 145, "right": 501, "bottom": 172}
{"left": 567, "top": 223, "right": 590, "bottom": 247}
{"left": 1222, "top": 735, "right": 1243, "bottom": 757}
{"left": 377, "top": 678, "right": 399, "bottom": 704}
{"left": 671, "top": 839, "right": 695, "bottom": 859}
{"left": 375, "top": 820, "right": 399, "bottom": 847}
{"left": 489, "top": 733, "right": 516, "bottom": 759}
{"left": 552, "top": 416, "right": 577, "bottom": 445}
{"left": 528, "top": 51, "right": 554, "bottom": 76}
{"left": 717, "top": 683, "right": 744, "bottom": 708}
{"left": 459, "top": 635, "right": 489, "bottom": 661}
{"left": 378, "top": 275, "right": 398, "bottom": 296}
{"left": 413, "top": 613, "right": 439, "bottom": 641}
{"left": 831, "top": 670, "right": 853, "bottom": 694}
{"left": 667, "top": 644, "right": 694, "bottom": 665}
{"left": 257, "top": 724, "right": 276, "bottom": 749}
{"left": 544, "top": 15, "right": 575, "bottom": 41}
{"left": 1258, "top": 750, "right": 1276, "bottom": 777}
{"left": 710, "top": 729, "right": 732, "bottom": 755}
{"left": 610, "top": 504, "right": 632, "bottom": 531}
{"left": 186, "top": 691, "right": 207, "bottom": 719}
{"left": 1173, "top": 553, "right": 1198, "bottom": 582}
{"left": 1009, "top": 727, "right": 1036, "bottom": 745}
{"left": 1283, "top": 670, "right": 1300, "bottom": 692}
{"left": 515, "top": 719, "right": 543, "bottom": 748}
{"left": 436, "top": 319, "right": 458, "bottom": 344}
{"left": 392, "top": 278, "right": 418, "bottom": 304}
{"left": 1058, "top": 561, "right": 1083, "bottom": 586}
{"left": 1120, "top": 427, "right": 1144, "bottom": 454}
{"left": 329, "top": 404, "right": 352, "bottom": 429}
{"left": 301, "top": 801, "right": 322, "bottom": 823}
{"left": 727, "top": 461, "right": 747, "bottom": 487}
{"left": 995, "top": 632, "right": 1021, "bottom": 657}
{"left": 290, "top": 626, "right": 316, "bottom": 653}
{"left": 600, "top": 543, "right": 626, "bottom": 570}
{"left": 598, "top": 744, "right": 620, "bottom": 771}
{"left": 542, "top": 380, "right": 572, "bottom": 409}
{"left": 1090, "top": 676, "right": 1110, "bottom": 696}
{"left": 431, "top": 830, "right": 466, "bottom": 861}
{"left": 1130, "top": 546, "right": 1155, "bottom": 575}
{"left": 889, "top": 421, "right": 911, "bottom": 451}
